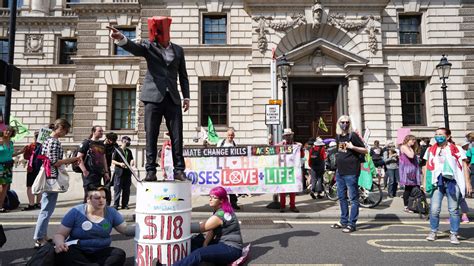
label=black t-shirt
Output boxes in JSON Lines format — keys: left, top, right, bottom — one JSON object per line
{"left": 370, "top": 147, "right": 383, "bottom": 161}
{"left": 104, "top": 142, "right": 119, "bottom": 170}
{"left": 336, "top": 132, "right": 366, "bottom": 175}
{"left": 79, "top": 139, "right": 106, "bottom": 175}
{"left": 112, "top": 147, "right": 134, "bottom": 168}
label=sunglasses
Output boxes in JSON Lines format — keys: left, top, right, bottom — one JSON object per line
{"left": 340, "top": 121, "right": 350, "bottom": 124}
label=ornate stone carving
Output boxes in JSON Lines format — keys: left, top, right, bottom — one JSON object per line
{"left": 311, "top": 48, "right": 325, "bottom": 74}
{"left": 365, "top": 15, "right": 379, "bottom": 54}
{"left": 312, "top": 0, "right": 323, "bottom": 31}
{"left": 25, "top": 34, "right": 44, "bottom": 54}
{"left": 253, "top": 13, "right": 305, "bottom": 54}
{"left": 267, "top": 13, "right": 306, "bottom": 32}
{"left": 251, "top": 1, "right": 380, "bottom": 55}
{"left": 252, "top": 16, "right": 271, "bottom": 54}
{"left": 328, "top": 14, "right": 380, "bottom": 54}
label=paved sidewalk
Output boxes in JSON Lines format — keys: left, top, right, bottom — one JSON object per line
{"left": 2, "top": 190, "right": 473, "bottom": 222}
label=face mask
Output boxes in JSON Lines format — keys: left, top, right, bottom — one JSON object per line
{"left": 339, "top": 123, "right": 349, "bottom": 131}
{"left": 125, "top": 142, "right": 130, "bottom": 147}
{"left": 434, "top": 136, "right": 446, "bottom": 144}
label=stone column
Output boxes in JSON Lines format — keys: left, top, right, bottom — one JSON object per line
{"left": 347, "top": 76, "right": 362, "bottom": 132}
{"left": 345, "top": 63, "right": 365, "bottom": 132}
{"left": 30, "top": 0, "right": 50, "bottom": 16}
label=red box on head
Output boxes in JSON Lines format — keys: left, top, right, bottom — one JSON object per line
{"left": 147, "top": 16, "right": 172, "bottom": 45}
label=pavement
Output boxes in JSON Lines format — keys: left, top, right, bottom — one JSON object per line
{"left": 2, "top": 189, "right": 474, "bottom": 222}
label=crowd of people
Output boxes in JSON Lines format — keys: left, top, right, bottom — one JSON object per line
{"left": 0, "top": 114, "right": 472, "bottom": 265}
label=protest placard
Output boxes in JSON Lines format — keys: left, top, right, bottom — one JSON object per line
{"left": 164, "top": 145, "right": 303, "bottom": 195}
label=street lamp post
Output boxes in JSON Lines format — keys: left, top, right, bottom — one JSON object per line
{"left": 436, "top": 54, "right": 452, "bottom": 129}
{"left": 276, "top": 55, "right": 291, "bottom": 129}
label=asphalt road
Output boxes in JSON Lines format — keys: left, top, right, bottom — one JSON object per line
{"left": 2, "top": 219, "right": 474, "bottom": 265}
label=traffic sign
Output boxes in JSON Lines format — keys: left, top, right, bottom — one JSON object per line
{"left": 265, "top": 104, "right": 280, "bottom": 125}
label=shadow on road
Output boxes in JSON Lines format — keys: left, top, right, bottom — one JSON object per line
{"left": 249, "top": 230, "right": 319, "bottom": 262}
{"left": 0, "top": 247, "right": 35, "bottom": 265}
{"left": 357, "top": 214, "right": 402, "bottom": 230}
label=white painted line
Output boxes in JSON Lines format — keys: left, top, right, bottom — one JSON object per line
{"left": 1, "top": 221, "right": 61, "bottom": 225}
{"left": 272, "top": 220, "right": 437, "bottom": 225}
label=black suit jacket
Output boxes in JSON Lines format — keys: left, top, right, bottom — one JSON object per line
{"left": 121, "top": 39, "right": 190, "bottom": 105}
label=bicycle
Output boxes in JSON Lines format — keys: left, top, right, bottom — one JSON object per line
{"left": 323, "top": 172, "right": 383, "bottom": 208}
{"left": 323, "top": 171, "right": 338, "bottom": 201}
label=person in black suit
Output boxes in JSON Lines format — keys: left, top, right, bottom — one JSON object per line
{"left": 107, "top": 17, "right": 189, "bottom": 182}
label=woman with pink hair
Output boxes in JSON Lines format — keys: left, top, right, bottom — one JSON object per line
{"left": 174, "top": 186, "right": 243, "bottom": 266}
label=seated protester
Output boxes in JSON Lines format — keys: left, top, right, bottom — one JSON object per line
{"left": 174, "top": 186, "right": 243, "bottom": 266}
{"left": 53, "top": 186, "right": 135, "bottom": 266}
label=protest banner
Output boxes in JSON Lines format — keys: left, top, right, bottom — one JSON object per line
{"left": 396, "top": 128, "right": 411, "bottom": 145}
{"left": 37, "top": 127, "right": 52, "bottom": 144}
{"left": 164, "top": 144, "right": 303, "bottom": 195}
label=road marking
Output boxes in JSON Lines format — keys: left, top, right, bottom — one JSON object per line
{"left": 1, "top": 221, "right": 61, "bottom": 225}
{"left": 273, "top": 220, "right": 438, "bottom": 225}
{"left": 366, "top": 237, "right": 474, "bottom": 261}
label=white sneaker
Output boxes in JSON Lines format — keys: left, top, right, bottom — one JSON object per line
{"left": 426, "top": 231, "right": 437, "bottom": 241}
{"left": 450, "top": 233, "right": 460, "bottom": 245}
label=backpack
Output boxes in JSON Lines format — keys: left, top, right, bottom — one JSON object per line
{"left": 407, "top": 186, "right": 429, "bottom": 217}
{"left": 71, "top": 139, "right": 90, "bottom": 173}
{"left": 3, "top": 189, "right": 20, "bottom": 210}
{"left": 30, "top": 143, "right": 44, "bottom": 172}
{"left": 309, "top": 146, "right": 324, "bottom": 169}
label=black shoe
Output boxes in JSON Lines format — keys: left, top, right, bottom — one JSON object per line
{"left": 174, "top": 171, "right": 187, "bottom": 181}
{"left": 34, "top": 203, "right": 41, "bottom": 209}
{"left": 144, "top": 172, "right": 157, "bottom": 182}
{"left": 22, "top": 205, "right": 36, "bottom": 211}
{"left": 113, "top": 206, "right": 119, "bottom": 210}
{"left": 310, "top": 192, "right": 317, "bottom": 199}
{"left": 122, "top": 206, "right": 129, "bottom": 210}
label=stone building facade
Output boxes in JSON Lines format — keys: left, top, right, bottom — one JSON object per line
{"left": 2, "top": 0, "right": 474, "bottom": 198}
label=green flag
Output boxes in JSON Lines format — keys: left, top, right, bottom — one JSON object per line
{"left": 207, "top": 116, "right": 219, "bottom": 145}
{"left": 318, "top": 117, "right": 328, "bottom": 133}
{"left": 10, "top": 116, "right": 30, "bottom": 142}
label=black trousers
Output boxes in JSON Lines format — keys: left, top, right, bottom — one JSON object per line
{"left": 403, "top": 185, "right": 418, "bottom": 207}
{"left": 144, "top": 94, "right": 185, "bottom": 174}
{"left": 55, "top": 246, "right": 126, "bottom": 266}
{"left": 113, "top": 171, "right": 132, "bottom": 208}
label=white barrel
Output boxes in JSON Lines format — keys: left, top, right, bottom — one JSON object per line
{"left": 135, "top": 181, "right": 192, "bottom": 266}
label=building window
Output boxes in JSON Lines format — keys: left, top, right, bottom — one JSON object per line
{"left": 57, "top": 95, "right": 74, "bottom": 125}
{"left": 201, "top": 80, "right": 228, "bottom": 126}
{"left": 59, "top": 39, "right": 77, "bottom": 64}
{"left": 401, "top": 81, "right": 426, "bottom": 126}
{"left": 66, "top": 0, "right": 80, "bottom": 8}
{"left": 112, "top": 88, "right": 136, "bottom": 130}
{"left": 2, "top": 0, "right": 23, "bottom": 8}
{"left": 203, "top": 15, "right": 227, "bottom": 45}
{"left": 399, "top": 15, "right": 421, "bottom": 44}
{"left": 114, "top": 28, "right": 136, "bottom": 56}
{"left": 0, "top": 39, "right": 8, "bottom": 62}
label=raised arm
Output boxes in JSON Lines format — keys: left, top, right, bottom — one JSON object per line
{"left": 107, "top": 26, "right": 146, "bottom": 57}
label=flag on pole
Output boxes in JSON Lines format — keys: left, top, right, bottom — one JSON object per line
{"left": 207, "top": 116, "right": 220, "bottom": 145}
{"left": 10, "top": 116, "right": 30, "bottom": 141}
{"left": 318, "top": 117, "right": 328, "bottom": 133}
